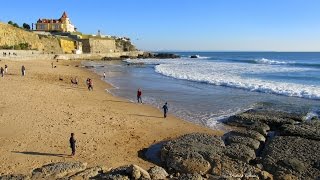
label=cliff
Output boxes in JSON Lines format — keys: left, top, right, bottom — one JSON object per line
{"left": 0, "top": 22, "right": 63, "bottom": 53}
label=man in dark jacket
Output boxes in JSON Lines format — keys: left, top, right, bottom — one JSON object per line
{"left": 162, "top": 102, "right": 168, "bottom": 118}
{"left": 69, "top": 133, "right": 76, "bottom": 156}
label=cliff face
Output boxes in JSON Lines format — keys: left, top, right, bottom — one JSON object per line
{"left": 0, "top": 22, "right": 63, "bottom": 53}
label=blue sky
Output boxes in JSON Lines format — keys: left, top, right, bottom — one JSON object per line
{"left": 1, "top": 0, "right": 319, "bottom": 51}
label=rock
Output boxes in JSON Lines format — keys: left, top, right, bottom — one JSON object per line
{"left": 190, "top": 55, "right": 199, "bottom": 58}
{"left": 69, "top": 166, "right": 106, "bottom": 179}
{"left": 224, "top": 135, "right": 260, "bottom": 150}
{"left": 261, "top": 136, "right": 320, "bottom": 179}
{"left": 258, "top": 171, "right": 273, "bottom": 180}
{"left": 161, "top": 133, "right": 224, "bottom": 174}
{"left": 177, "top": 173, "right": 204, "bottom": 180}
{"left": 224, "top": 143, "right": 256, "bottom": 163}
{"left": 281, "top": 123, "right": 320, "bottom": 141}
{"left": 126, "top": 164, "right": 150, "bottom": 180}
{"left": 103, "top": 174, "right": 130, "bottom": 180}
{"left": 225, "top": 130, "right": 266, "bottom": 142}
{"left": 225, "top": 109, "right": 302, "bottom": 129}
{"left": 31, "top": 162, "right": 87, "bottom": 179}
{"left": 277, "top": 173, "right": 299, "bottom": 180}
{"left": 154, "top": 53, "right": 180, "bottom": 59}
{"left": 0, "top": 174, "right": 30, "bottom": 180}
{"left": 98, "top": 166, "right": 130, "bottom": 180}
{"left": 148, "top": 166, "right": 168, "bottom": 180}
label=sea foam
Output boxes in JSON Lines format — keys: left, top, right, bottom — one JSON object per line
{"left": 126, "top": 58, "right": 320, "bottom": 100}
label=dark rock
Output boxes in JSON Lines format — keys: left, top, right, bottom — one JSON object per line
{"left": 224, "top": 143, "right": 256, "bottom": 163}
{"left": 224, "top": 135, "right": 260, "bottom": 150}
{"left": 190, "top": 55, "right": 199, "bottom": 58}
{"left": 281, "top": 122, "right": 320, "bottom": 141}
{"left": 148, "top": 166, "right": 168, "bottom": 179}
{"left": 0, "top": 174, "right": 30, "bottom": 180}
{"left": 31, "top": 162, "right": 87, "bottom": 179}
{"left": 126, "top": 164, "right": 150, "bottom": 179}
{"left": 154, "top": 53, "right": 180, "bottom": 59}
{"left": 261, "top": 136, "right": 320, "bottom": 179}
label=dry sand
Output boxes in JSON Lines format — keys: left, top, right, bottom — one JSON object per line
{"left": 0, "top": 59, "right": 223, "bottom": 175}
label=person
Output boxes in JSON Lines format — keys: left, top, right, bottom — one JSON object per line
{"left": 0, "top": 67, "right": 4, "bottom": 77}
{"left": 88, "top": 78, "right": 93, "bottom": 91}
{"left": 4, "top": 65, "right": 7, "bottom": 74}
{"left": 103, "top": 72, "right": 106, "bottom": 79}
{"left": 137, "top": 88, "right": 142, "bottom": 103}
{"left": 21, "top": 65, "right": 26, "bottom": 76}
{"left": 69, "top": 133, "right": 76, "bottom": 156}
{"left": 162, "top": 102, "right": 168, "bottom": 118}
{"left": 71, "top": 77, "right": 78, "bottom": 86}
{"left": 51, "top": 62, "right": 54, "bottom": 68}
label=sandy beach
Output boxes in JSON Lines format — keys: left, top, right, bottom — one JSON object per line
{"left": 0, "top": 59, "right": 222, "bottom": 175}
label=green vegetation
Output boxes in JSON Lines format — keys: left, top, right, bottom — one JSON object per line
{"left": 8, "top": 21, "right": 19, "bottom": 28}
{"left": 0, "top": 43, "right": 31, "bottom": 50}
{"left": 22, "top": 23, "right": 31, "bottom": 30}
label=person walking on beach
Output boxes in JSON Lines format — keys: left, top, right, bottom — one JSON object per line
{"left": 162, "top": 102, "right": 168, "bottom": 118}
{"left": 4, "top": 65, "right": 7, "bottom": 74}
{"left": 0, "top": 67, "right": 4, "bottom": 77}
{"left": 21, "top": 65, "right": 26, "bottom": 76}
{"left": 103, "top": 72, "right": 106, "bottom": 79}
{"left": 88, "top": 78, "right": 93, "bottom": 91}
{"left": 51, "top": 62, "right": 54, "bottom": 68}
{"left": 137, "top": 88, "right": 142, "bottom": 103}
{"left": 69, "top": 133, "right": 76, "bottom": 156}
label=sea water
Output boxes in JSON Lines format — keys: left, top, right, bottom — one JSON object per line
{"left": 85, "top": 52, "right": 320, "bottom": 130}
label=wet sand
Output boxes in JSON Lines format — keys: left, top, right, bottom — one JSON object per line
{"left": 0, "top": 59, "right": 223, "bottom": 175}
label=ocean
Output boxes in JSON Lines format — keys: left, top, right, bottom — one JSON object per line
{"left": 85, "top": 52, "right": 320, "bottom": 130}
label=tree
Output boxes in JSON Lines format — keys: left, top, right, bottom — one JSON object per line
{"left": 22, "top": 23, "right": 31, "bottom": 30}
{"left": 8, "top": 20, "right": 19, "bottom": 28}
{"left": 8, "top": 21, "right": 13, "bottom": 25}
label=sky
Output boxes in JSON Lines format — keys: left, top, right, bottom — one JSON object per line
{"left": 1, "top": 0, "right": 320, "bottom": 51}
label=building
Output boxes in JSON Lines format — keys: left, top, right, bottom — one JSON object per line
{"left": 35, "top": 12, "right": 75, "bottom": 32}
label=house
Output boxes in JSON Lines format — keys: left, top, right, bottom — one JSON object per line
{"left": 35, "top": 12, "right": 75, "bottom": 32}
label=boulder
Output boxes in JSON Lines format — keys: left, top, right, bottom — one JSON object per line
{"left": 69, "top": 166, "right": 107, "bottom": 179}
{"left": 0, "top": 174, "right": 30, "bottom": 180}
{"left": 281, "top": 122, "right": 320, "bottom": 141}
{"left": 224, "top": 135, "right": 260, "bottom": 150}
{"left": 148, "top": 166, "right": 168, "bottom": 180}
{"left": 225, "top": 130, "right": 266, "bottom": 142}
{"left": 190, "top": 55, "right": 199, "bottom": 58}
{"left": 225, "top": 109, "right": 302, "bottom": 129}
{"left": 126, "top": 164, "right": 150, "bottom": 180}
{"left": 177, "top": 173, "right": 204, "bottom": 180}
{"left": 98, "top": 166, "right": 130, "bottom": 180}
{"left": 154, "top": 53, "right": 180, "bottom": 59}
{"left": 31, "top": 162, "right": 87, "bottom": 179}
{"left": 224, "top": 143, "right": 256, "bottom": 163}
{"left": 161, "top": 133, "right": 224, "bottom": 174}
{"left": 261, "top": 136, "right": 320, "bottom": 179}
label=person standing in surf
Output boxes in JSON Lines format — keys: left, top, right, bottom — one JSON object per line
{"left": 137, "top": 88, "right": 142, "bottom": 103}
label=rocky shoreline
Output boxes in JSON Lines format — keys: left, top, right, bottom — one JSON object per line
{"left": 1, "top": 109, "right": 319, "bottom": 180}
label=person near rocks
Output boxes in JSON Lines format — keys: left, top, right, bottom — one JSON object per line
{"left": 103, "top": 72, "right": 106, "bottom": 79}
{"left": 137, "top": 88, "right": 142, "bottom": 103}
{"left": 4, "top": 65, "right": 7, "bottom": 74}
{"left": 21, "top": 65, "right": 26, "bottom": 76}
{"left": 88, "top": 78, "right": 93, "bottom": 91}
{"left": 162, "top": 102, "right": 168, "bottom": 118}
{"left": 69, "top": 133, "right": 76, "bottom": 156}
{"left": 0, "top": 67, "right": 4, "bottom": 77}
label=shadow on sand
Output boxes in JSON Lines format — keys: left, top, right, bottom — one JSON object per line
{"left": 12, "top": 151, "right": 66, "bottom": 157}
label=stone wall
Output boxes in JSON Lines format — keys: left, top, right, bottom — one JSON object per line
{"left": 0, "top": 22, "right": 63, "bottom": 54}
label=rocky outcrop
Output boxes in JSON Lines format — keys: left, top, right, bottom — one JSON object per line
{"left": 0, "top": 174, "right": 30, "bottom": 180}
{"left": 138, "top": 52, "right": 180, "bottom": 59}
{"left": 31, "top": 161, "right": 87, "bottom": 179}
{"left": 148, "top": 166, "right": 168, "bottom": 180}
{"left": 261, "top": 136, "right": 320, "bottom": 179}
{"left": 280, "top": 122, "right": 320, "bottom": 141}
